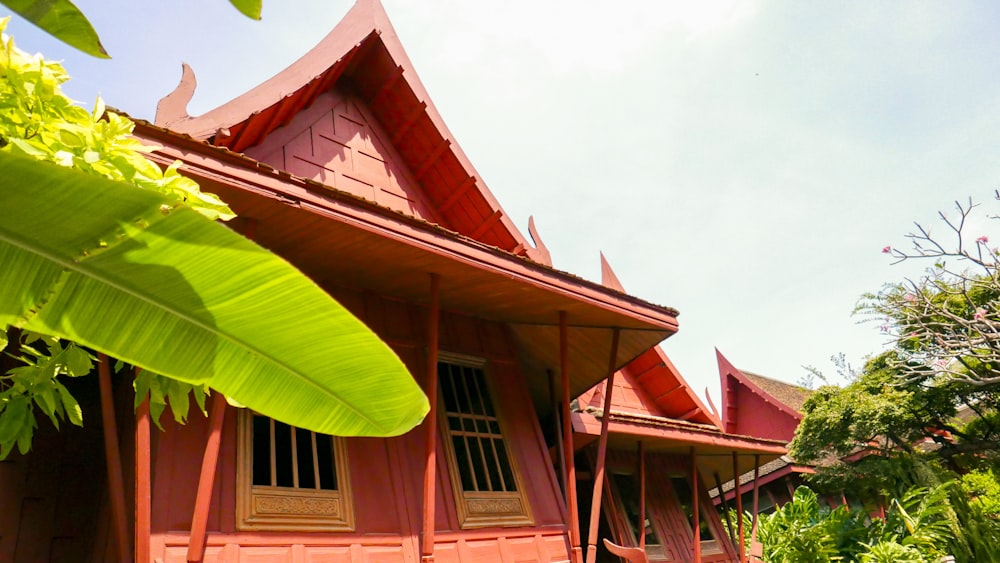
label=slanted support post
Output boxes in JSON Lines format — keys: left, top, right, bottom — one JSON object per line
{"left": 186, "top": 392, "right": 228, "bottom": 563}
{"left": 733, "top": 453, "right": 745, "bottom": 562}
{"left": 715, "top": 472, "right": 736, "bottom": 545}
{"left": 638, "top": 441, "right": 646, "bottom": 549}
{"left": 135, "top": 387, "right": 151, "bottom": 563}
{"left": 585, "top": 329, "right": 620, "bottom": 563}
{"left": 691, "top": 448, "right": 700, "bottom": 563}
{"left": 422, "top": 273, "right": 441, "bottom": 563}
{"left": 560, "top": 311, "right": 583, "bottom": 563}
{"left": 98, "top": 354, "right": 131, "bottom": 563}
{"left": 750, "top": 454, "right": 761, "bottom": 554}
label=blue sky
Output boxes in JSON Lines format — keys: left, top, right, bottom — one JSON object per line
{"left": 8, "top": 1, "right": 1000, "bottom": 405}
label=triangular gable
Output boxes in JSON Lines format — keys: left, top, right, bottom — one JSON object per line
{"left": 582, "top": 255, "right": 720, "bottom": 427}
{"left": 154, "top": 0, "right": 547, "bottom": 262}
{"left": 717, "top": 350, "right": 805, "bottom": 442}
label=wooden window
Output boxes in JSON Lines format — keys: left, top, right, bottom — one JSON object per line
{"left": 236, "top": 411, "right": 354, "bottom": 531}
{"left": 438, "top": 354, "right": 533, "bottom": 528}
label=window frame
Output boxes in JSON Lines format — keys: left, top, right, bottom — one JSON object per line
{"left": 437, "top": 352, "right": 534, "bottom": 529}
{"left": 235, "top": 410, "right": 355, "bottom": 532}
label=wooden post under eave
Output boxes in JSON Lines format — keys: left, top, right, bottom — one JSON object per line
{"left": 715, "top": 472, "right": 736, "bottom": 545}
{"left": 135, "top": 393, "right": 151, "bottom": 563}
{"left": 560, "top": 311, "right": 583, "bottom": 563}
{"left": 638, "top": 441, "right": 646, "bottom": 549}
{"left": 98, "top": 354, "right": 131, "bottom": 563}
{"left": 585, "top": 329, "right": 620, "bottom": 563}
{"left": 691, "top": 448, "right": 700, "bottom": 563}
{"left": 733, "top": 453, "right": 745, "bottom": 563}
{"left": 750, "top": 454, "right": 761, "bottom": 553}
{"left": 186, "top": 392, "right": 228, "bottom": 563}
{"left": 422, "top": 273, "right": 441, "bottom": 563}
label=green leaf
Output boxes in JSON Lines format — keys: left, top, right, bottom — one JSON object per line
{"left": 62, "top": 342, "right": 92, "bottom": 376}
{"left": 0, "top": 0, "right": 109, "bottom": 58}
{"left": 228, "top": 0, "right": 262, "bottom": 20}
{"left": 0, "top": 152, "right": 428, "bottom": 436}
{"left": 56, "top": 384, "right": 82, "bottom": 426}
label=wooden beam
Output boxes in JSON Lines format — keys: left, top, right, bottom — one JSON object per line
{"left": 750, "top": 454, "right": 761, "bottom": 554}
{"left": 135, "top": 391, "right": 151, "bottom": 563}
{"left": 715, "top": 472, "right": 736, "bottom": 545}
{"left": 391, "top": 101, "right": 428, "bottom": 144}
{"left": 585, "top": 329, "right": 620, "bottom": 563}
{"left": 98, "top": 354, "right": 130, "bottom": 563}
{"left": 549, "top": 368, "right": 567, "bottom": 510}
{"left": 369, "top": 65, "right": 405, "bottom": 108}
{"left": 421, "top": 273, "right": 441, "bottom": 563}
{"left": 560, "top": 311, "right": 583, "bottom": 563}
{"left": 414, "top": 139, "right": 452, "bottom": 181}
{"left": 186, "top": 392, "right": 228, "bottom": 563}
{"left": 633, "top": 361, "right": 665, "bottom": 381}
{"left": 470, "top": 209, "right": 503, "bottom": 240}
{"left": 638, "top": 441, "right": 646, "bottom": 549}
{"left": 438, "top": 176, "right": 477, "bottom": 216}
{"left": 691, "top": 448, "right": 700, "bottom": 563}
{"left": 652, "top": 383, "right": 685, "bottom": 402}
{"left": 733, "top": 453, "right": 745, "bottom": 563}
{"left": 677, "top": 406, "right": 703, "bottom": 421}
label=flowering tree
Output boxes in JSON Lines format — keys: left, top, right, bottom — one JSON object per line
{"left": 863, "top": 195, "right": 1000, "bottom": 387}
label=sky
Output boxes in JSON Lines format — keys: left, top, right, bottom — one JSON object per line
{"left": 7, "top": 1, "right": 1000, "bottom": 407}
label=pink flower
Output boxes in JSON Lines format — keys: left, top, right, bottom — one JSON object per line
{"left": 882, "top": 245, "right": 892, "bottom": 254}
{"left": 880, "top": 325, "right": 889, "bottom": 333}
{"left": 974, "top": 308, "right": 987, "bottom": 320}
{"left": 977, "top": 236, "right": 989, "bottom": 244}
{"left": 904, "top": 293, "right": 917, "bottom": 302}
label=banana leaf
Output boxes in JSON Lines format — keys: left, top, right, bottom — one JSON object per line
{"left": 0, "top": 151, "right": 428, "bottom": 436}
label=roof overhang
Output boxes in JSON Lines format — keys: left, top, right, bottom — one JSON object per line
{"left": 572, "top": 410, "right": 786, "bottom": 483}
{"left": 137, "top": 124, "right": 679, "bottom": 415}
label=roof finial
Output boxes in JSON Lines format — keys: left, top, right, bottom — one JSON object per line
{"left": 524, "top": 215, "right": 552, "bottom": 266}
{"left": 155, "top": 63, "right": 197, "bottom": 128}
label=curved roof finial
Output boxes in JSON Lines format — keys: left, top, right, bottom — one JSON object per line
{"left": 155, "top": 63, "right": 197, "bottom": 128}
{"left": 524, "top": 215, "right": 552, "bottom": 266}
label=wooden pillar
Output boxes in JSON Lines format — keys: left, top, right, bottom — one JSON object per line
{"left": 422, "top": 274, "right": 441, "bottom": 563}
{"left": 733, "top": 453, "right": 745, "bottom": 562}
{"left": 750, "top": 454, "right": 761, "bottom": 550}
{"left": 638, "top": 441, "right": 646, "bottom": 549}
{"left": 715, "top": 472, "right": 736, "bottom": 545}
{"left": 560, "top": 311, "right": 582, "bottom": 563}
{"left": 186, "top": 392, "right": 227, "bottom": 563}
{"left": 691, "top": 448, "right": 700, "bottom": 563}
{"left": 549, "top": 368, "right": 567, "bottom": 504}
{"left": 98, "top": 354, "right": 131, "bottom": 563}
{"left": 135, "top": 392, "right": 151, "bottom": 563}
{"left": 585, "top": 329, "right": 620, "bottom": 563}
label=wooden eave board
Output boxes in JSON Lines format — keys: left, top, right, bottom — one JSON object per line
{"left": 138, "top": 127, "right": 678, "bottom": 409}
{"left": 156, "top": 0, "right": 528, "bottom": 255}
{"left": 624, "top": 347, "right": 717, "bottom": 426}
{"left": 573, "top": 412, "right": 786, "bottom": 483}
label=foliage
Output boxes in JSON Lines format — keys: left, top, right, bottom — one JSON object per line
{"left": 757, "top": 482, "right": 975, "bottom": 562}
{"left": 0, "top": 19, "right": 428, "bottom": 458}
{"left": 0, "top": 0, "right": 261, "bottom": 58}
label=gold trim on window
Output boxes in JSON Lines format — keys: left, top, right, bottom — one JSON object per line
{"left": 437, "top": 352, "right": 533, "bottom": 528}
{"left": 236, "top": 410, "right": 355, "bottom": 531}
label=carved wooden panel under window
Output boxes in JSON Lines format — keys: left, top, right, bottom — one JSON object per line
{"left": 438, "top": 354, "right": 533, "bottom": 528}
{"left": 236, "top": 411, "right": 354, "bottom": 531}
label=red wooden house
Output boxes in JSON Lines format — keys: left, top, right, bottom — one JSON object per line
{"left": 568, "top": 259, "right": 786, "bottom": 563}
{"left": 2, "top": 1, "right": 784, "bottom": 562}
{"left": 715, "top": 351, "right": 817, "bottom": 512}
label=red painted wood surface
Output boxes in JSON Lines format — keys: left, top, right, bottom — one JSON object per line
{"left": 560, "top": 312, "right": 583, "bottom": 563}
{"left": 136, "top": 396, "right": 152, "bottom": 563}
{"left": 99, "top": 354, "right": 131, "bottom": 563}
{"left": 146, "top": 289, "right": 570, "bottom": 562}
{"left": 422, "top": 274, "right": 440, "bottom": 561}
{"left": 585, "top": 329, "right": 619, "bottom": 563}
{"left": 187, "top": 393, "right": 228, "bottom": 562}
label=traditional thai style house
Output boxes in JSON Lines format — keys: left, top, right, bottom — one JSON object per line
{"left": 715, "top": 352, "right": 817, "bottom": 512}
{"left": 1, "top": 1, "right": 788, "bottom": 562}
{"left": 567, "top": 259, "right": 786, "bottom": 563}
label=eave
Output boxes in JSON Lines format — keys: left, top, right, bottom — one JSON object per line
{"left": 572, "top": 410, "right": 786, "bottom": 483}
{"left": 135, "top": 122, "right": 679, "bottom": 415}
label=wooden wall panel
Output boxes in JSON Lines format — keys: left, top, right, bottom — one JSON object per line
{"left": 244, "top": 89, "right": 441, "bottom": 223}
